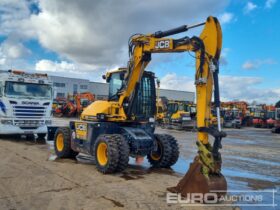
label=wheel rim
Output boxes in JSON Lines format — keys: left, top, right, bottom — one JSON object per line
{"left": 151, "top": 141, "right": 162, "bottom": 161}
{"left": 56, "top": 133, "right": 64, "bottom": 152}
{"left": 97, "top": 142, "right": 108, "bottom": 166}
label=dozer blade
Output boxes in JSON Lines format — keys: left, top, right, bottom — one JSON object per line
{"left": 167, "top": 156, "right": 227, "bottom": 199}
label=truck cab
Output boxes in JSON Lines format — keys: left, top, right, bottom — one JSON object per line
{"left": 0, "top": 70, "right": 53, "bottom": 137}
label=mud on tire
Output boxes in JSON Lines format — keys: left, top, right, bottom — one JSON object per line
{"left": 147, "top": 134, "right": 179, "bottom": 168}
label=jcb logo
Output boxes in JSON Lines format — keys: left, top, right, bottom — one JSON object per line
{"left": 75, "top": 122, "right": 87, "bottom": 140}
{"left": 155, "top": 40, "right": 170, "bottom": 49}
{"left": 76, "top": 124, "right": 86, "bottom": 131}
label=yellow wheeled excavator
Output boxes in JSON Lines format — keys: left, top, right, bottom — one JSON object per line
{"left": 49, "top": 16, "right": 227, "bottom": 198}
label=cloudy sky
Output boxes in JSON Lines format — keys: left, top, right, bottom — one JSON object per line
{"left": 0, "top": 0, "right": 279, "bottom": 103}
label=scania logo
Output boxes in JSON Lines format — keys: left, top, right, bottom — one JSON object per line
{"left": 22, "top": 101, "right": 40, "bottom": 105}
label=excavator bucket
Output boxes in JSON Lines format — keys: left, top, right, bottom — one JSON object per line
{"left": 167, "top": 156, "right": 227, "bottom": 199}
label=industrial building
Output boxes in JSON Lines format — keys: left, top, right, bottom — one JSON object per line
{"left": 50, "top": 75, "right": 194, "bottom": 102}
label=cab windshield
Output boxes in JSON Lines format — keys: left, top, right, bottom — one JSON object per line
{"left": 5, "top": 81, "right": 52, "bottom": 99}
{"left": 108, "top": 72, "right": 124, "bottom": 101}
{"left": 168, "top": 103, "right": 189, "bottom": 113}
{"left": 178, "top": 104, "right": 190, "bottom": 112}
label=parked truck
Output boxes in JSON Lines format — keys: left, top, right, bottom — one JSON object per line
{"left": 0, "top": 70, "right": 53, "bottom": 138}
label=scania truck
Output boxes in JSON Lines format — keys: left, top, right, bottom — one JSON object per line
{"left": 0, "top": 70, "right": 53, "bottom": 138}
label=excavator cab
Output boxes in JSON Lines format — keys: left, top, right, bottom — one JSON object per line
{"left": 106, "top": 69, "right": 125, "bottom": 101}
{"left": 105, "top": 68, "right": 157, "bottom": 121}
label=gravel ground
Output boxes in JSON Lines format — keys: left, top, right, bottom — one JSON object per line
{"left": 0, "top": 117, "right": 279, "bottom": 210}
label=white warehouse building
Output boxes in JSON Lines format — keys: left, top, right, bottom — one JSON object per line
{"left": 50, "top": 75, "right": 194, "bottom": 102}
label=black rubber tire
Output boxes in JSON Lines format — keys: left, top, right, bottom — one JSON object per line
{"left": 94, "top": 135, "right": 120, "bottom": 174}
{"left": 147, "top": 134, "right": 179, "bottom": 168}
{"left": 167, "top": 134, "right": 180, "bottom": 166}
{"left": 115, "top": 135, "right": 129, "bottom": 172}
{"left": 37, "top": 133, "right": 46, "bottom": 139}
{"left": 54, "top": 127, "right": 78, "bottom": 158}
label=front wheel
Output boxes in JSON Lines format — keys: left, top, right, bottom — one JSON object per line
{"left": 147, "top": 134, "right": 179, "bottom": 168}
{"left": 94, "top": 134, "right": 126, "bottom": 174}
{"left": 54, "top": 127, "right": 78, "bottom": 158}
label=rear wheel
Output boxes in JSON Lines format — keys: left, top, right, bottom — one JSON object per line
{"left": 54, "top": 127, "right": 78, "bottom": 158}
{"left": 147, "top": 134, "right": 179, "bottom": 168}
{"left": 94, "top": 135, "right": 120, "bottom": 174}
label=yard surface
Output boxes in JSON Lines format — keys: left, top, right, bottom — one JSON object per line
{"left": 0, "top": 118, "right": 279, "bottom": 210}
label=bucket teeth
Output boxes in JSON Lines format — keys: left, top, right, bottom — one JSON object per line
{"left": 167, "top": 156, "right": 227, "bottom": 199}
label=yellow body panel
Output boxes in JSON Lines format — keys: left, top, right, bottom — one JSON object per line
{"left": 195, "top": 17, "right": 222, "bottom": 144}
{"left": 171, "top": 110, "right": 188, "bottom": 120}
{"left": 81, "top": 100, "right": 126, "bottom": 121}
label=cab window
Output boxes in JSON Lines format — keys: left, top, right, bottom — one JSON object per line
{"left": 108, "top": 72, "right": 124, "bottom": 100}
{"left": 167, "top": 103, "right": 178, "bottom": 113}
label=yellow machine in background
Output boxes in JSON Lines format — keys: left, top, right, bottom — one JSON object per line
{"left": 156, "top": 97, "right": 167, "bottom": 124}
{"left": 51, "top": 16, "right": 227, "bottom": 198}
{"left": 162, "top": 101, "right": 196, "bottom": 130}
{"left": 210, "top": 111, "right": 224, "bottom": 128}
{"left": 155, "top": 79, "right": 168, "bottom": 124}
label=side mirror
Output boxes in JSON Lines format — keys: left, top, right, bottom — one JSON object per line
{"left": 102, "top": 75, "right": 106, "bottom": 80}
